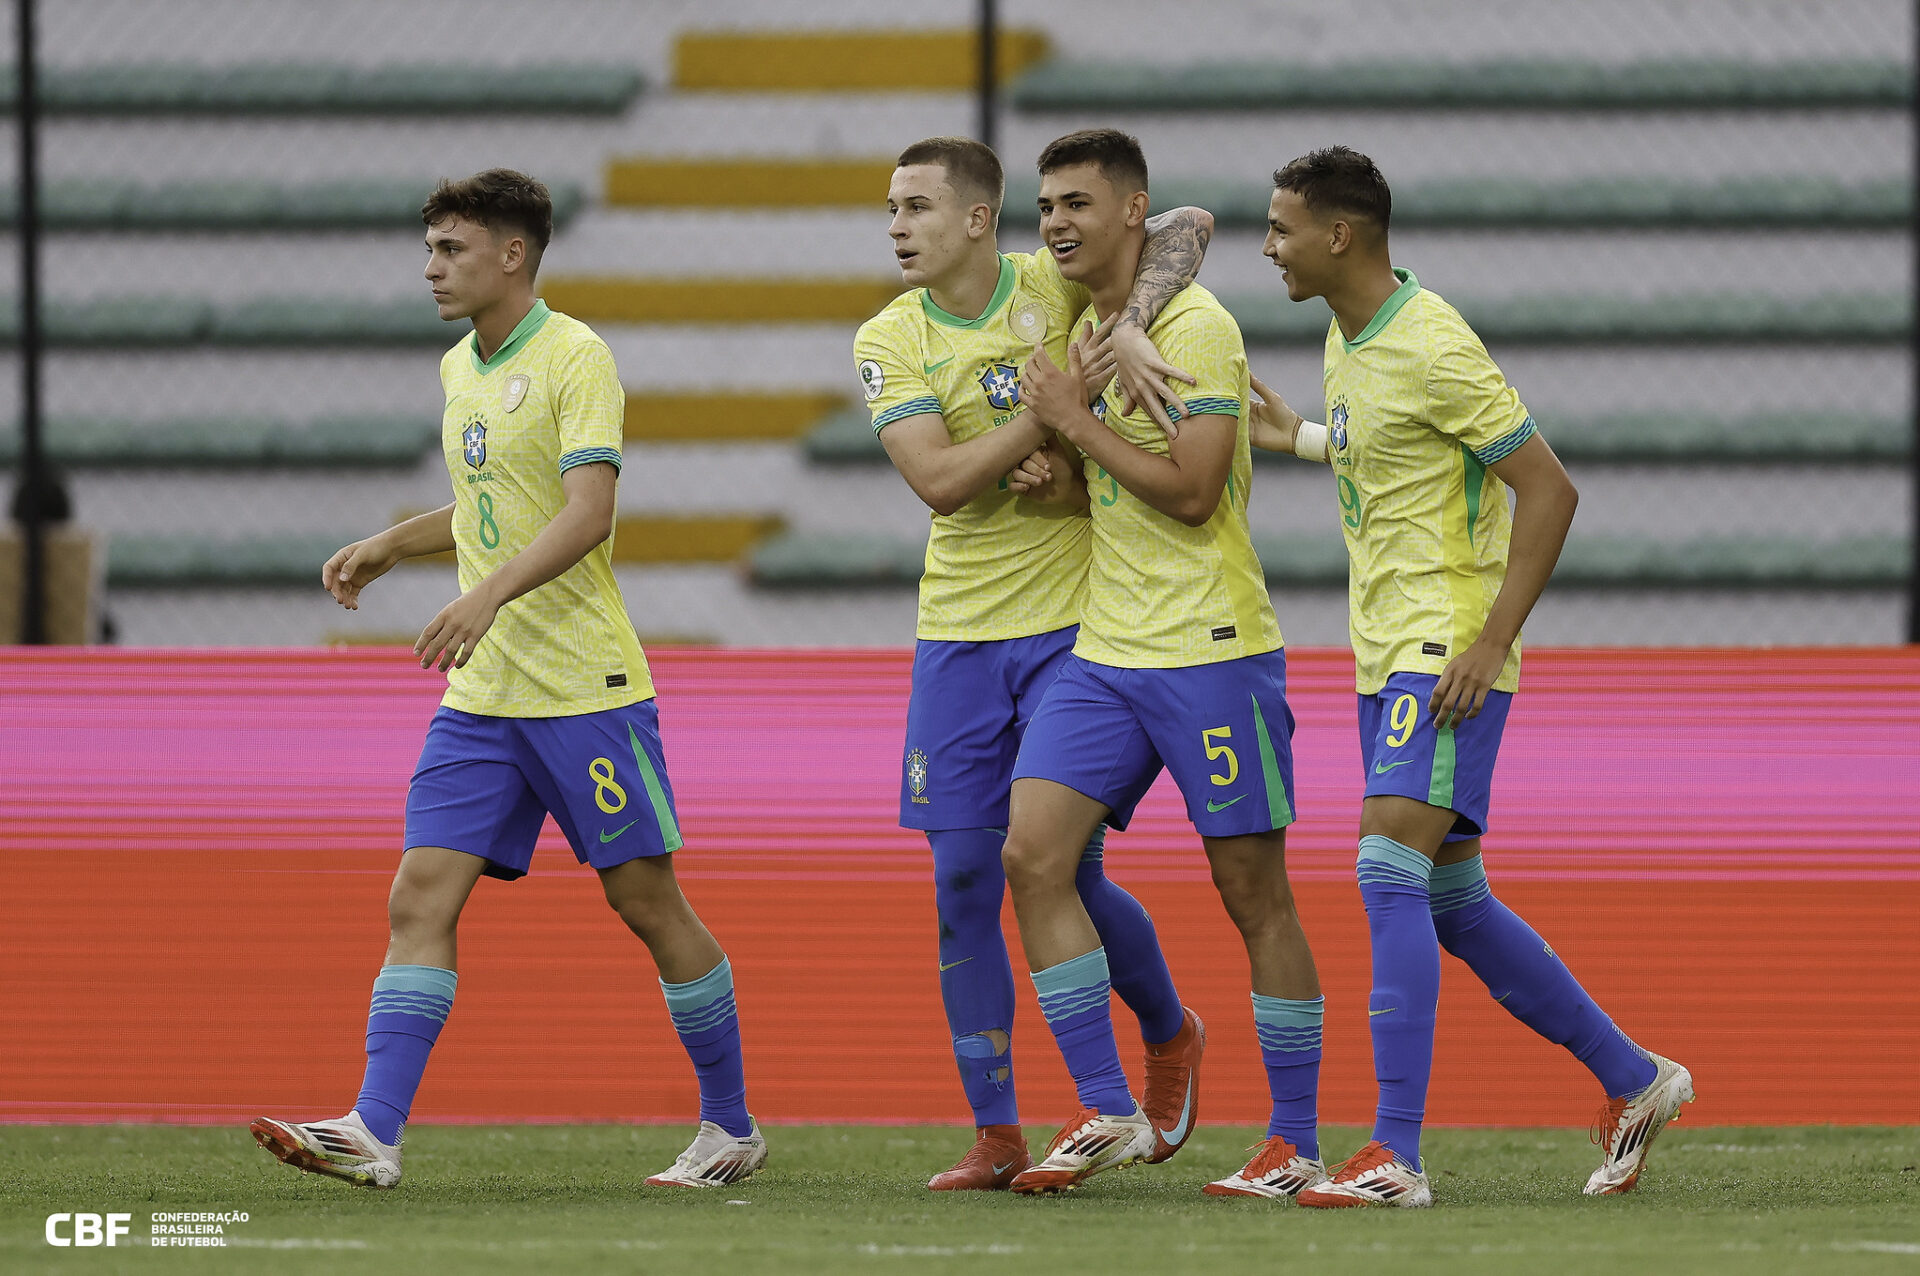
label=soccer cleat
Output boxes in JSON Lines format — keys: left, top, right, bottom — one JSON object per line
{"left": 1585, "top": 1053, "right": 1695, "bottom": 1196}
{"left": 1140, "top": 1006, "right": 1206, "bottom": 1164}
{"left": 1296, "top": 1140, "right": 1431, "bottom": 1208}
{"left": 1010, "top": 1106, "right": 1155, "bottom": 1195}
{"left": 249, "top": 1111, "right": 402, "bottom": 1188}
{"left": 645, "top": 1119, "right": 768, "bottom": 1188}
{"left": 928, "top": 1124, "right": 1031, "bottom": 1191}
{"left": 1202, "top": 1135, "right": 1328, "bottom": 1199}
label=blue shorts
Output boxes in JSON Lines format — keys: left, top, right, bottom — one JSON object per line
{"left": 1012, "top": 650, "right": 1297, "bottom": 837}
{"left": 902, "top": 626, "right": 1079, "bottom": 829}
{"left": 405, "top": 699, "right": 683, "bottom": 880}
{"left": 1357, "top": 672, "right": 1512, "bottom": 842}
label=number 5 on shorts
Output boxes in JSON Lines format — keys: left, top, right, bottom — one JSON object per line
{"left": 1202, "top": 726, "right": 1239, "bottom": 786}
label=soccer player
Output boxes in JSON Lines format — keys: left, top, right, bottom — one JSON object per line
{"left": 998, "top": 130, "right": 1326, "bottom": 1197}
{"left": 855, "top": 136, "right": 1213, "bottom": 1191}
{"left": 1245, "top": 146, "right": 1693, "bottom": 1208}
{"left": 248, "top": 169, "right": 764, "bottom": 1190}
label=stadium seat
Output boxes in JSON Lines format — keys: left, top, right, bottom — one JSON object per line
{"left": 673, "top": 29, "right": 1049, "bottom": 91}
{"left": 747, "top": 530, "right": 1909, "bottom": 590}
{"left": 1002, "top": 175, "right": 1909, "bottom": 230}
{"left": 0, "top": 417, "right": 438, "bottom": 468}
{"left": 1010, "top": 58, "right": 1911, "bottom": 111}
{"left": 2, "top": 63, "right": 643, "bottom": 114}
{"left": 804, "top": 411, "right": 1908, "bottom": 466}
{"left": 0, "top": 180, "right": 585, "bottom": 230}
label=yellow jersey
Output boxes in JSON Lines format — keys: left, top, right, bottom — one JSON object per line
{"left": 1072, "top": 284, "right": 1282, "bottom": 669}
{"left": 437, "top": 300, "right": 653, "bottom": 717}
{"left": 854, "top": 251, "right": 1095, "bottom": 641}
{"left": 1322, "top": 269, "right": 1539, "bottom": 695}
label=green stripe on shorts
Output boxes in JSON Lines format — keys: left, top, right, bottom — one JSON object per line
{"left": 1428, "top": 724, "right": 1457, "bottom": 810}
{"left": 1250, "top": 694, "right": 1294, "bottom": 829}
{"left": 627, "top": 722, "right": 684, "bottom": 853}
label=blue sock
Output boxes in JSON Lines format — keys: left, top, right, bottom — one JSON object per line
{"left": 1075, "top": 828, "right": 1185, "bottom": 1045}
{"left": 1031, "top": 948, "right": 1135, "bottom": 1115}
{"left": 661, "top": 957, "right": 751, "bottom": 1138}
{"left": 1357, "top": 834, "right": 1438, "bottom": 1169}
{"left": 354, "top": 964, "right": 456, "bottom": 1146}
{"left": 1430, "top": 855, "right": 1657, "bottom": 1098}
{"left": 928, "top": 828, "right": 1019, "bottom": 1127}
{"left": 1252, "top": 993, "right": 1322, "bottom": 1158}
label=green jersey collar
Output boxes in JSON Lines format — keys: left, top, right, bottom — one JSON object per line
{"left": 921, "top": 254, "right": 1017, "bottom": 329}
{"left": 468, "top": 299, "right": 551, "bottom": 375}
{"left": 1343, "top": 268, "right": 1420, "bottom": 351}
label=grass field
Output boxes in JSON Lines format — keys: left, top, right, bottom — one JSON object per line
{"left": 3, "top": 1124, "right": 1914, "bottom": 1274}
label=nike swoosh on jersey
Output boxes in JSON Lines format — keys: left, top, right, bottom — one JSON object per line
{"left": 599, "top": 820, "right": 639, "bottom": 843}
{"left": 1206, "top": 795, "right": 1246, "bottom": 812}
{"left": 1373, "top": 758, "right": 1415, "bottom": 774}
{"left": 923, "top": 357, "right": 955, "bottom": 373}
{"left": 1369, "top": 1007, "right": 1397, "bottom": 1017}
{"left": 938, "top": 957, "right": 974, "bottom": 972}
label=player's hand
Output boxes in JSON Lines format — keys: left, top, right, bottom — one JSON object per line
{"left": 1020, "top": 341, "right": 1095, "bottom": 442}
{"left": 1007, "top": 438, "right": 1084, "bottom": 505}
{"left": 1005, "top": 445, "right": 1053, "bottom": 494}
{"left": 1428, "top": 637, "right": 1505, "bottom": 729}
{"left": 1077, "top": 316, "right": 1118, "bottom": 398}
{"left": 415, "top": 588, "right": 501, "bottom": 672}
{"left": 1247, "top": 373, "right": 1303, "bottom": 454}
{"left": 1112, "top": 321, "right": 1194, "bottom": 439}
{"left": 322, "top": 533, "right": 400, "bottom": 610}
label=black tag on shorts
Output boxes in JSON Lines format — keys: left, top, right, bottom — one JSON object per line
{"left": 1422, "top": 642, "right": 1448, "bottom": 656}
{"left": 606, "top": 673, "right": 628, "bottom": 688}
{"left": 1211, "top": 626, "right": 1237, "bottom": 641}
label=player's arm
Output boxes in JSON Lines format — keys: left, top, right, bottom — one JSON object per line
{"left": 1429, "top": 433, "right": 1578, "bottom": 727}
{"left": 1021, "top": 340, "right": 1232, "bottom": 527}
{"left": 414, "top": 461, "right": 618, "bottom": 672}
{"left": 1244, "top": 372, "right": 1331, "bottom": 462}
{"left": 323, "top": 504, "right": 456, "bottom": 610}
{"left": 1108, "top": 206, "right": 1215, "bottom": 434}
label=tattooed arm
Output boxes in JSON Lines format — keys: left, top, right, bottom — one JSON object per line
{"left": 1109, "top": 205, "right": 1215, "bottom": 435}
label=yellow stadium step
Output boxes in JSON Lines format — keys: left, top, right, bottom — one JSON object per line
{"left": 327, "top": 629, "right": 719, "bottom": 647}
{"left": 397, "top": 514, "right": 784, "bottom": 566}
{"left": 542, "top": 276, "right": 900, "bottom": 324}
{"left": 605, "top": 157, "right": 895, "bottom": 209}
{"left": 624, "top": 392, "right": 845, "bottom": 441}
{"left": 673, "top": 28, "right": 1050, "bottom": 92}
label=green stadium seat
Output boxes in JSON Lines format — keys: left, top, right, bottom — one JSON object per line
{"left": 0, "top": 297, "right": 211, "bottom": 346}
{"left": 747, "top": 530, "right": 1909, "bottom": 591}
{"left": 0, "top": 416, "right": 439, "bottom": 468}
{"left": 1004, "top": 176, "right": 1910, "bottom": 230}
{"left": 207, "top": 298, "right": 459, "bottom": 346}
{"left": 1, "top": 63, "right": 643, "bottom": 114}
{"left": 1010, "top": 58, "right": 1911, "bottom": 111}
{"left": 106, "top": 534, "right": 354, "bottom": 588}
{"left": 805, "top": 411, "right": 1908, "bottom": 466}
{"left": 0, "top": 179, "right": 584, "bottom": 230}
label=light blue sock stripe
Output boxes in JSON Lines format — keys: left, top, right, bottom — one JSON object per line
{"left": 1079, "top": 824, "right": 1107, "bottom": 865}
{"left": 370, "top": 993, "right": 453, "bottom": 1018}
{"left": 1037, "top": 987, "right": 1111, "bottom": 1021}
{"left": 1358, "top": 834, "right": 1433, "bottom": 889}
{"left": 1251, "top": 993, "right": 1324, "bottom": 1030}
{"left": 661, "top": 957, "right": 735, "bottom": 1017}
{"left": 1428, "top": 853, "right": 1490, "bottom": 915}
{"left": 374, "top": 964, "right": 459, "bottom": 1000}
{"left": 1032, "top": 949, "right": 1111, "bottom": 1026}
{"left": 670, "top": 994, "right": 739, "bottom": 1035}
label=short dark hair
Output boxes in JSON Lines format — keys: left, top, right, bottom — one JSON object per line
{"left": 1272, "top": 146, "right": 1391, "bottom": 231}
{"left": 421, "top": 168, "right": 554, "bottom": 266}
{"left": 1036, "top": 128, "right": 1149, "bottom": 196}
{"left": 896, "top": 136, "right": 1004, "bottom": 216}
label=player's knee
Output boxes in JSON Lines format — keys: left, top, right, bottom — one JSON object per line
{"left": 1000, "top": 832, "right": 1073, "bottom": 894}
{"left": 1210, "top": 861, "right": 1294, "bottom": 937}
{"left": 387, "top": 875, "right": 460, "bottom": 940}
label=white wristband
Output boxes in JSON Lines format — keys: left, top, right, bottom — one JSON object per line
{"left": 1293, "top": 420, "right": 1331, "bottom": 463}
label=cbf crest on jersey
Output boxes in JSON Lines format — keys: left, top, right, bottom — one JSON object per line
{"left": 1330, "top": 401, "right": 1350, "bottom": 452}
{"left": 461, "top": 416, "right": 487, "bottom": 469}
{"left": 906, "top": 747, "right": 929, "bottom": 798}
{"left": 979, "top": 363, "right": 1021, "bottom": 411}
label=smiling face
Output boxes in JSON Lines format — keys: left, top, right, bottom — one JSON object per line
{"left": 886, "top": 163, "right": 992, "bottom": 291}
{"left": 1036, "top": 161, "right": 1146, "bottom": 292}
{"left": 1264, "top": 187, "right": 1338, "bottom": 303}
{"left": 423, "top": 214, "right": 523, "bottom": 321}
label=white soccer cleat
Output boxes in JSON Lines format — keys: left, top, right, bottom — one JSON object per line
{"left": 1202, "top": 1135, "right": 1328, "bottom": 1199}
{"left": 1585, "top": 1053, "right": 1695, "bottom": 1196}
{"left": 1009, "top": 1106, "right": 1156, "bottom": 1195}
{"left": 1296, "top": 1140, "right": 1431, "bottom": 1209}
{"left": 249, "top": 1111, "right": 402, "bottom": 1188}
{"left": 645, "top": 1119, "right": 768, "bottom": 1188}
